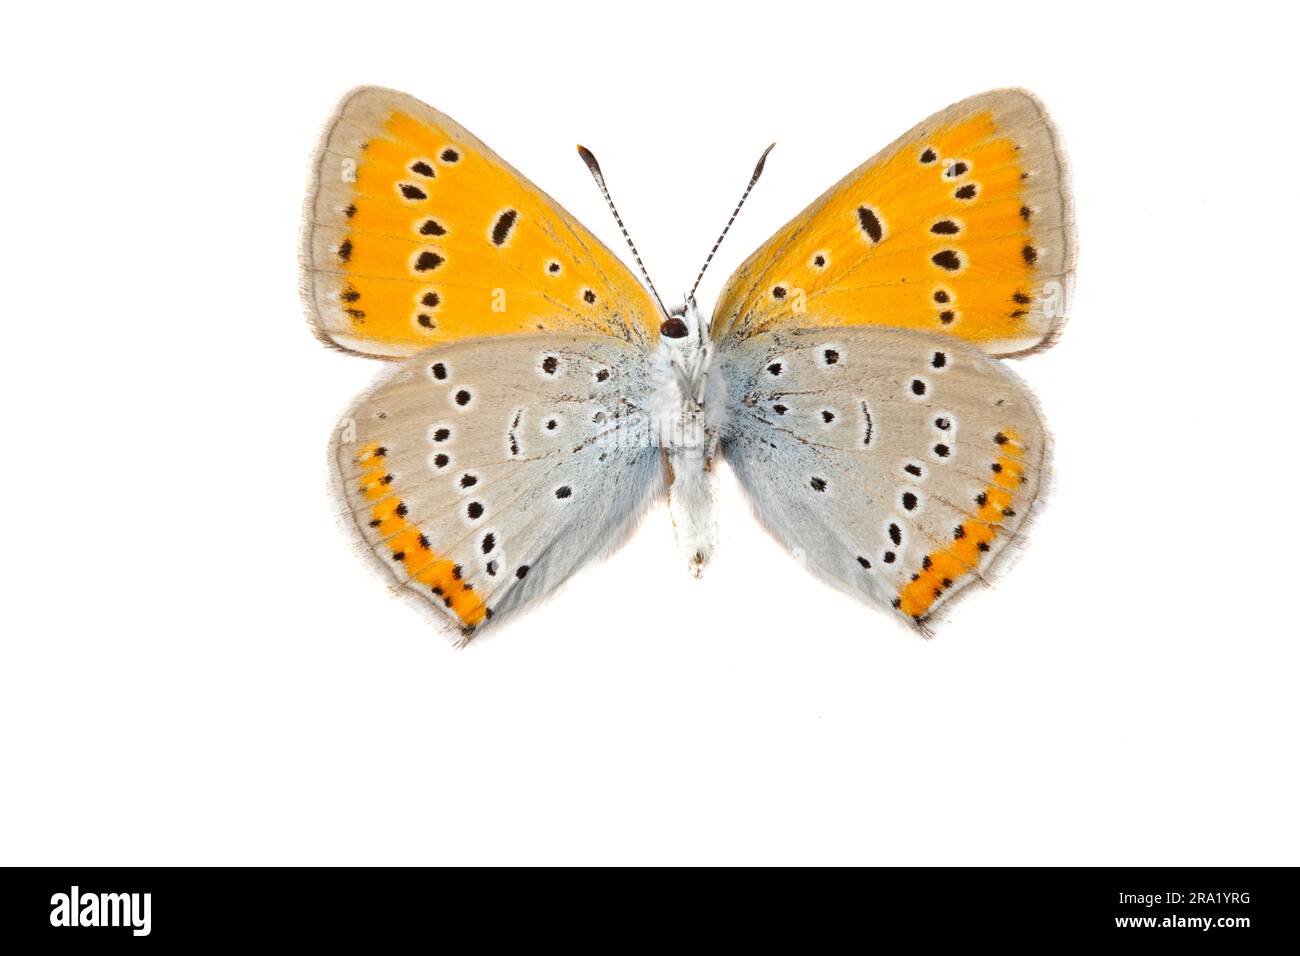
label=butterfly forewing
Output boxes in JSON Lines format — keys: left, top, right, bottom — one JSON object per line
{"left": 712, "top": 89, "right": 1073, "bottom": 357}
{"left": 334, "top": 333, "right": 663, "bottom": 638}
{"left": 719, "top": 326, "right": 1048, "bottom": 626}
{"left": 303, "top": 87, "right": 661, "bottom": 359}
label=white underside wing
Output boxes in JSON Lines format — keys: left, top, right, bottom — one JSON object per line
{"left": 332, "top": 333, "right": 663, "bottom": 639}
{"left": 718, "top": 325, "right": 1049, "bottom": 628}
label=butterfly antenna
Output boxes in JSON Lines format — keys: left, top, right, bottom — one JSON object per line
{"left": 688, "top": 142, "right": 775, "bottom": 302}
{"left": 576, "top": 145, "right": 670, "bottom": 318}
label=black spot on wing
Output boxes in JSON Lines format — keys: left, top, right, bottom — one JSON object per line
{"left": 931, "top": 250, "right": 962, "bottom": 271}
{"left": 857, "top": 206, "right": 884, "bottom": 243}
{"left": 490, "top": 209, "right": 518, "bottom": 246}
{"left": 415, "top": 250, "right": 444, "bottom": 272}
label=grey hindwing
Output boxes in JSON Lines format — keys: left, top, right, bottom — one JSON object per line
{"left": 332, "top": 333, "right": 663, "bottom": 639}
{"left": 718, "top": 325, "right": 1049, "bottom": 627}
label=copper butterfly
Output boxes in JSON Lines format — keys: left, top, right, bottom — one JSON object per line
{"left": 301, "top": 87, "right": 1074, "bottom": 642}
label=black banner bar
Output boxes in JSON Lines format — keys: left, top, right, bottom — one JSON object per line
{"left": 1, "top": 866, "right": 1290, "bottom": 946}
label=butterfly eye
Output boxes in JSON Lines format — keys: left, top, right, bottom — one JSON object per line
{"left": 660, "top": 317, "right": 689, "bottom": 338}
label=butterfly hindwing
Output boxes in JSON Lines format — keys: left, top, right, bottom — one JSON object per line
{"left": 333, "top": 333, "right": 663, "bottom": 638}
{"left": 303, "top": 87, "right": 660, "bottom": 359}
{"left": 712, "top": 89, "right": 1073, "bottom": 356}
{"left": 718, "top": 326, "right": 1048, "bottom": 626}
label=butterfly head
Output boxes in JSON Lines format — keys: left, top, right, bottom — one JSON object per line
{"left": 661, "top": 296, "right": 705, "bottom": 342}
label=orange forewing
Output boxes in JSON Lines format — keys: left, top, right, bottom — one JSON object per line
{"left": 303, "top": 87, "right": 658, "bottom": 359}
{"left": 712, "top": 89, "right": 1073, "bottom": 356}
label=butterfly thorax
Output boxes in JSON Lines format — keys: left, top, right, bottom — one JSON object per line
{"left": 646, "top": 302, "right": 724, "bottom": 450}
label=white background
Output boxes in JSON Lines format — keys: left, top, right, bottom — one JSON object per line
{"left": 3, "top": 1, "right": 1296, "bottom": 865}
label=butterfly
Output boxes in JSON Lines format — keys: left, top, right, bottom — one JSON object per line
{"left": 301, "top": 86, "right": 1073, "bottom": 642}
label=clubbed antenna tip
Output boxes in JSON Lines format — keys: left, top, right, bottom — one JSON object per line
{"left": 576, "top": 144, "right": 600, "bottom": 175}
